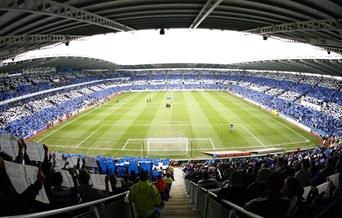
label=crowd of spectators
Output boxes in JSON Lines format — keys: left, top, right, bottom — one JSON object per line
{"left": 183, "top": 144, "right": 342, "bottom": 218}
{"left": 0, "top": 70, "right": 126, "bottom": 101}
{"left": 0, "top": 69, "right": 341, "bottom": 141}
{"left": 226, "top": 71, "right": 341, "bottom": 138}
{"left": 0, "top": 81, "right": 131, "bottom": 138}
{"left": 0, "top": 137, "right": 174, "bottom": 217}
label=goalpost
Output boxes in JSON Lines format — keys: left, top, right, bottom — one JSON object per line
{"left": 146, "top": 137, "right": 189, "bottom": 156}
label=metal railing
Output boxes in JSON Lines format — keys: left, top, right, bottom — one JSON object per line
{"left": 185, "top": 179, "right": 263, "bottom": 218}
{"left": 6, "top": 191, "right": 135, "bottom": 218}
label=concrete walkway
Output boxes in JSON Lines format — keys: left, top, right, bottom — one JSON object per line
{"left": 160, "top": 168, "right": 199, "bottom": 218}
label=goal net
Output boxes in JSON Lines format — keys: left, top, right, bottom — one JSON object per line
{"left": 146, "top": 137, "right": 189, "bottom": 156}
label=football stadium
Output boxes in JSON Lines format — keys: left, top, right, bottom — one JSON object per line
{"left": 0, "top": 1, "right": 341, "bottom": 218}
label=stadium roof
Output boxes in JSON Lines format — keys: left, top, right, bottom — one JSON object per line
{"left": 1, "top": 0, "right": 342, "bottom": 59}
{"left": 0, "top": 56, "right": 118, "bottom": 73}
{"left": 114, "top": 59, "right": 342, "bottom": 77}
{"left": 0, "top": 0, "right": 341, "bottom": 76}
{"left": 229, "top": 58, "right": 342, "bottom": 76}
{"left": 2, "top": 56, "right": 342, "bottom": 77}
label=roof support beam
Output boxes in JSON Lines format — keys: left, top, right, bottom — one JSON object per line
{"left": 0, "top": 34, "right": 83, "bottom": 46}
{"left": 312, "top": 59, "right": 341, "bottom": 75}
{"left": 189, "top": 0, "right": 223, "bottom": 29}
{"left": 0, "top": 45, "right": 40, "bottom": 61}
{"left": 273, "top": 60, "right": 306, "bottom": 72}
{"left": 0, "top": 0, "right": 135, "bottom": 32}
{"left": 244, "top": 19, "right": 342, "bottom": 35}
{"left": 296, "top": 59, "right": 328, "bottom": 74}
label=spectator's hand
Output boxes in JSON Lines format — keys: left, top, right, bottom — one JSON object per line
{"left": 0, "top": 157, "right": 4, "bottom": 169}
{"left": 37, "top": 169, "right": 46, "bottom": 184}
{"left": 68, "top": 168, "right": 77, "bottom": 176}
{"left": 105, "top": 176, "right": 110, "bottom": 183}
{"left": 18, "top": 139, "right": 25, "bottom": 153}
{"left": 43, "top": 144, "right": 48, "bottom": 153}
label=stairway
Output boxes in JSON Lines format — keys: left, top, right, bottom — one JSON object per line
{"left": 160, "top": 168, "right": 199, "bottom": 218}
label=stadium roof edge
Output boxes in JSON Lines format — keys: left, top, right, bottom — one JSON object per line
{"left": 1, "top": 57, "right": 342, "bottom": 78}
{"left": 0, "top": 56, "right": 118, "bottom": 74}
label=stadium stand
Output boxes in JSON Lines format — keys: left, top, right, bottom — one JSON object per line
{"left": 183, "top": 144, "right": 342, "bottom": 218}
{"left": 0, "top": 133, "right": 341, "bottom": 217}
{"left": 0, "top": 70, "right": 340, "bottom": 141}
{"left": 0, "top": 1, "right": 342, "bottom": 218}
{"left": 0, "top": 134, "right": 173, "bottom": 217}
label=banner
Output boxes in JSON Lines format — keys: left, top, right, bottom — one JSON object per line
{"left": 0, "top": 134, "right": 18, "bottom": 159}
{"left": 300, "top": 99, "right": 321, "bottom": 111}
{"left": 84, "top": 156, "right": 98, "bottom": 168}
{"left": 4, "top": 161, "right": 50, "bottom": 204}
{"left": 25, "top": 142, "right": 45, "bottom": 162}
{"left": 55, "top": 169, "right": 75, "bottom": 188}
{"left": 90, "top": 174, "right": 112, "bottom": 192}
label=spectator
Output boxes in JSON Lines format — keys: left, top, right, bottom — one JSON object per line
{"left": 295, "top": 159, "right": 312, "bottom": 187}
{"left": 107, "top": 174, "right": 127, "bottom": 194}
{"left": 77, "top": 169, "right": 103, "bottom": 202}
{"left": 217, "top": 171, "right": 249, "bottom": 206}
{"left": 129, "top": 171, "right": 161, "bottom": 218}
{"left": 0, "top": 156, "right": 45, "bottom": 216}
{"left": 155, "top": 175, "right": 169, "bottom": 201}
{"left": 281, "top": 176, "right": 302, "bottom": 217}
{"left": 310, "top": 157, "right": 335, "bottom": 186}
{"left": 309, "top": 173, "right": 342, "bottom": 218}
{"left": 244, "top": 172, "right": 289, "bottom": 218}
{"left": 247, "top": 168, "right": 271, "bottom": 199}
{"left": 163, "top": 172, "right": 174, "bottom": 193}
{"left": 274, "top": 157, "right": 291, "bottom": 180}
{"left": 47, "top": 170, "right": 78, "bottom": 209}
{"left": 197, "top": 171, "right": 220, "bottom": 189}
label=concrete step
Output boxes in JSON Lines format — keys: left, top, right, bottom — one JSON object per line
{"left": 161, "top": 214, "right": 198, "bottom": 218}
{"left": 160, "top": 167, "right": 199, "bottom": 218}
{"left": 161, "top": 209, "right": 198, "bottom": 216}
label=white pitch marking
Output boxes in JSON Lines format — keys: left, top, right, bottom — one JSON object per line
{"left": 221, "top": 92, "right": 310, "bottom": 141}
{"left": 240, "top": 124, "right": 265, "bottom": 147}
{"left": 74, "top": 125, "right": 103, "bottom": 148}
{"left": 102, "top": 123, "right": 234, "bottom": 127}
{"left": 209, "top": 138, "right": 216, "bottom": 150}
{"left": 38, "top": 102, "right": 108, "bottom": 142}
{"left": 48, "top": 139, "right": 309, "bottom": 151}
{"left": 122, "top": 139, "right": 131, "bottom": 150}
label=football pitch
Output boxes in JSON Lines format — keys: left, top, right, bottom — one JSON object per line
{"left": 31, "top": 91, "right": 319, "bottom": 158}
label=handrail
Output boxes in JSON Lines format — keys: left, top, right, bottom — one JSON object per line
{"left": 209, "top": 192, "right": 263, "bottom": 218}
{"left": 5, "top": 191, "right": 129, "bottom": 218}
{"left": 189, "top": 180, "right": 263, "bottom": 218}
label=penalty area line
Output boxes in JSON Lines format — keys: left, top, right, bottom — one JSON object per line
{"left": 240, "top": 124, "right": 265, "bottom": 147}
{"left": 209, "top": 138, "right": 216, "bottom": 150}
{"left": 122, "top": 138, "right": 146, "bottom": 150}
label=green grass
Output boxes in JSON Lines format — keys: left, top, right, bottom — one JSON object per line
{"left": 31, "top": 91, "right": 319, "bottom": 158}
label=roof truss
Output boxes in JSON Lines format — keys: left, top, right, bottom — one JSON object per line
{"left": 0, "top": 34, "right": 83, "bottom": 46}
{"left": 189, "top": 0, "right": 223, "bottom": 29}
{"left": 0, "top": 0, "right": 135, "bottom": 32}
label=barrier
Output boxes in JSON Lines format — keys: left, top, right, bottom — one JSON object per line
{"left": 6, "top": 191, "right": 135, "bottom": 218}
{"left": 185, "top": 179, "right": 263, "bottom": 218}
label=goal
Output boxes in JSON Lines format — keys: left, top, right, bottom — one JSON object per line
{"left": 146, "top": 137, "right": 189, "bottom": 156}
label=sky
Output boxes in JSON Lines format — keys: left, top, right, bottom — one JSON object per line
{"left": 8, "top": 29, "right": 342, "bottom": 65}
